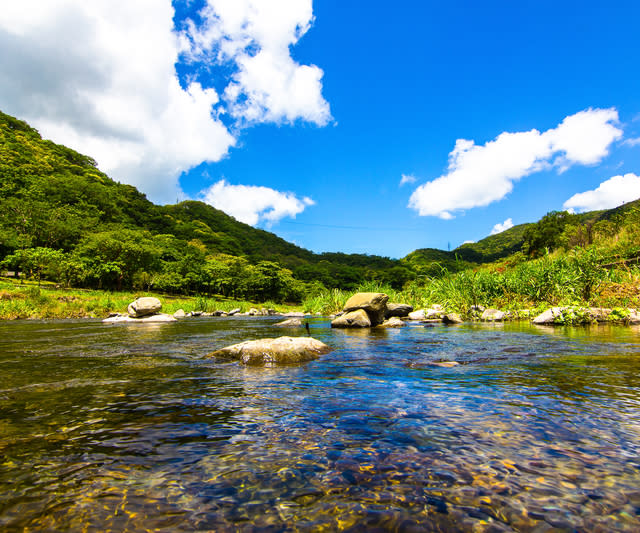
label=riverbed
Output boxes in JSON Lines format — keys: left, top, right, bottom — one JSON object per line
{"left": 1, "top": 318, "right": 640, "bottom": 531}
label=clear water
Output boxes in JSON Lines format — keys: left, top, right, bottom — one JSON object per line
{"left": 1, "top": 318, "right": 640, "bottom": 531}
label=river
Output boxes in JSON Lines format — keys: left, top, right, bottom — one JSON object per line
{"left": 1, "top": 317, "right": 640, "bottom": 531}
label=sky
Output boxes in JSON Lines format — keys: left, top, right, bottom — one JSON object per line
{"left": 1, "top": 0, "right": 640, "bottom": 258}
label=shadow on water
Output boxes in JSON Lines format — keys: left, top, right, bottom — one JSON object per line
{"left": 1, "top": 318, "right": 640, "bottom": 531}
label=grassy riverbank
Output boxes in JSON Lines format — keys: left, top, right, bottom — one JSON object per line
{"left": 0, "top": 278, "right": 301, "bottom": 320}
{"left": 303, "top": 248, "right": 640, "bottom": 317}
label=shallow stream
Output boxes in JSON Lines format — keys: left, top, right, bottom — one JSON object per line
{"left": 1, "top": 318, "right": 640, "bottom": 531}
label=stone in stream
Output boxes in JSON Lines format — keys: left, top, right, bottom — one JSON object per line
{"left": 173, "top": 309, "right": 186, "bottom": 318}
{"left": 481, "top": 308, "right": 506, "bottom": 322}
{"left": 274, "top": 318, "right": 303, "bottom": 328}
{"left": 342, "top": 292, "right": 389, "bottom": 326}
{"left": 331, "top": 309, "right": 371, "bottom": 328}
{"left": 103, "top": 313, "right": 176, "bottom": 323}
{"left": 385, "top": 303, "right": 414, "bottom": 318}
{"left": 127, "top": 297, "right": 162, "bottom": 317}
{"left": 208, "top": 336, "right": 331, "bottom": 365}
{"left": 376, "top": 316, "right": 407, "bottom": 328}
{"left": 442, "top": 313, "right": 463, "bottom": 324}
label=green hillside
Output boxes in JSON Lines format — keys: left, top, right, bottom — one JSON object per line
{"left": 2, "top": 109, "right": 638, "bottom": 304}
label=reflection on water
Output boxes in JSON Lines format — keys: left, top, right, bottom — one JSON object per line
{"left": 1, "top": 318, "right": 640, "bottom": 531}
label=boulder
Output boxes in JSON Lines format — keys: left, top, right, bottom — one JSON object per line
{"left": 208, "top": 336, "right": 331, "bottom": 365}
{"left": 385, "top": 303, "right": 414, "bottom": 318}
{"left": 343, "top": 292, "right": 389, "bottom": 325}
{"left": 331, "top": 309, "right": 371, "bottom": 328}
{"left": 103, "top": 313, "right": 176, "bottom": 324}
{"left": 628, "top": 309, "right": 640, "bottom": 324}
{"left": 248, "top": 308, "right": 259, "bottom": 316}
{"left": 173, "top": 309, "right": 186, "bottom": 318}
{"left": 407, "top": 309, "right": 426, "bottom": 320}
{"left": 376, "top": 317, "right": 407, "bottom": 328}
{"left": 275, "top": 318, "right": 303, "bottom": 328}
{"left": 425, "top": 308, "right": 444, "bottom": 319}
{"left": 127, "top": 297, "right": 162, "bottom": 317}
{"left": 442, "top": 313, "right": 463, "bottom": 324}
{"left": 481, "top": 308, "right": 506, "bottom": 322}
{"left": 228, "top": 308, "right": 241, "bottom": 316}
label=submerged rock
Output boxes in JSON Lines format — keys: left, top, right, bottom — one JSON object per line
{"left": 275, "top": 318, "right": 303, "bottom": 328}
{"left": 127, "top": 297, "right": 162, "bottom": 317}
{"left": 208, "top": 336, "right": 331, "bottom": 365}
{"left": 427, "top": 361, "right": 460, "bottom": 368}
{"left": 331, "top": 309, "right": 371, "bottom": 328}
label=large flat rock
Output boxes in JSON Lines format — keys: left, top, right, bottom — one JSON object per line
{"left": 208, "top": 336, "right": 331, "bottom": 365}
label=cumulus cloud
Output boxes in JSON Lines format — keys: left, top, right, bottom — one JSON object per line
{"left": 183, "top": 0, "right": 331, "bottom": 126}
{"left": 201, "top": 180, "right": 314, "bottom": 225}
{"left": 563, "top": 173, "right": 640, "bottom": 212}
{"left": 490, "top": 218, "right": 514, "bottom": 235}
{"left": 408, "top": 108, "right": 623, "bottom": 219}
{"left": 400, "top": 174, "right": 416, "bottom": 186}
{"left": 0, "top": 0, "right": 330, "bottom": 205}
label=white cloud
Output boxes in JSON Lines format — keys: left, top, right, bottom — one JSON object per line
{"left": 0, "top": 0, "right": 330, "bottom": 204}
{"left": 201, "top": 180, "right": 314, "bottom": 225}
{"left": 184, "top": 0, "right": 331, "bottom": 126}
{"left": 408, "top": 108, "right": 623, "bottom": 219}
{"left": 400, "top": 174, "right": 416, "bottom": 186}
{"left": 490, "top": 218, "right": 514, "bottom": 235}
{"left": 462, "top": 240, "right": 476, "bottom": 245}
{"left": 563, "top": 173, "right": 640, "bottom": 212}
{"left": 623, "top": 137, "right": 640, "bottom": 147}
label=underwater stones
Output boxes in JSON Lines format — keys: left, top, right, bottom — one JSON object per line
{"left": 331, "top": 309, "right": 371, "bottom": 328}
{"left": 208, "top": 336, "right": 331, "bottom": 365}
{"left": 127, "top": 297, "right": 162, "bottom": 317}
{"left": 481, "top": 308, "right": 506, "bottom": 322}
{"left": 385, "top": 303, "right": 414, "bottom": 318}
{"left": 274, "top": 318, "right": 303, "bottom": 328}
{"left": 342, "top": 292, "right": 389, "bottom": 325}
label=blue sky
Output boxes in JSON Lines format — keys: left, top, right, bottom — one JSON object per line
{"left": 1, "top": 1, "right": 639, "bottom": 258}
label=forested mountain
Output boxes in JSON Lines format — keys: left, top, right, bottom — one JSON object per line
{"left": 2, "top": 109, "right": 638, "bottom": 301}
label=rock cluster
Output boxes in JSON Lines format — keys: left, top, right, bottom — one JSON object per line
{"left": 331, "top": 293, "right": 414, "bottom": 328}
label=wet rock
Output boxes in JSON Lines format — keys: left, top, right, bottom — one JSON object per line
{"left": 385, "top": 303, "right": 414, "bottom": 318}
{"left": 275, "top": 318, "right": 303, "bottom": 328}
{"left": 173, "top": 309, "right": 186, "bottom": 318}
{"left": 481, "top": 308, "right": 506, "bottom": 322}
{"left": 227, "top": 308, "right": 241, "bottom": 316}
{"left": 331, "top": 309, "right": 371, "bottom": 328}
{"left": 376, "top": 317, "right": 407, "bottom": 328}
{"left": 127, "top": 297, "right": 162, "bottom": 317}
{"left": 208, "top": 336, "right": 331, "bottom": 365}
{"left": 248, "top": 308, "right": 259, "bottom": 316}
{"left": 443, "top": 313, "right": 463, "bottom": 324}
{"left": 628, "top": 309, "right": 640, "bottom": 324}
{"left": 103, "top": 313, "right": 176, "bottom": 323}
{"left": 343, "top": 292, "right": 389, "bottom": 325}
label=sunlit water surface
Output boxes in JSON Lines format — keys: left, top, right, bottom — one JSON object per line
{"left": 2, "top": 318, "right": 640, "bottom": 532}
